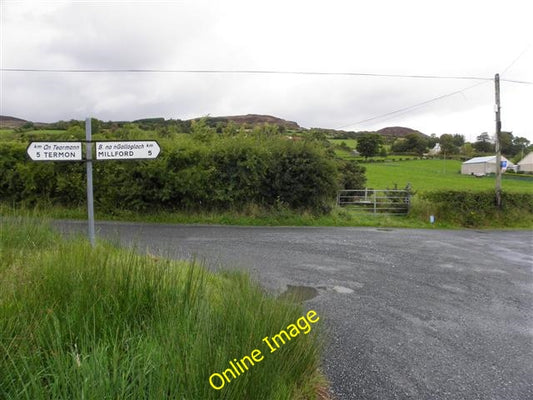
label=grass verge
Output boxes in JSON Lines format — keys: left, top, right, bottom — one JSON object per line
{"left": 3, "top": 201, "right": 532, "bottom": 230}
{"left": 0, "top": 202, "right": 435, "bottom": 228}
{"left": 0, "top": 216, "right": 327, "bottom": 399}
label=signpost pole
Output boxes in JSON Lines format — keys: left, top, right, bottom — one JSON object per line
{"left": 85, "top": 118, "right": 96, "bottom": 247}
{"left": 27, "top": 127, "right": 160, "bottom": 246}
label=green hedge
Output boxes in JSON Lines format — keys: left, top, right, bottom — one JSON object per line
{"left": 0, "top": 134, "right": 365, "bottom": 213}
{"left": 420, "top": 190, "right": 533, "bottom": 227}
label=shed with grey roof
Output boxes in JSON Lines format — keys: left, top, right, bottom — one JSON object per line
{"left": 461, "top": 155, "right": 513, "bottom": 176}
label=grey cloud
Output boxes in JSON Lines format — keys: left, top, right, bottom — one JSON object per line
{"left": 2, "top": 1, "right": 531, "bottom": 140}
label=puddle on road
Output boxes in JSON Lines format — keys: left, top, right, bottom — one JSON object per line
{"left": 376, "top": 228, "right": 393, "bottom": 232}
{"left": 278, "top": 285, "right": 319, "bottom": 302}
{"left": 332, "top": 286, "right": 354, "bottom": 294}
{"left": 278, "top": 284, "right": 358, "bottom": 302}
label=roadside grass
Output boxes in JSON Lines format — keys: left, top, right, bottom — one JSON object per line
{"left": 3, "top": 202, "right": 531, "bottom": 229}
{"left": 407, "top": 194, "right": 533, "bottom": 229}
{"left": 0, "top": 202, "right": 435, "bottom": 228}
{"left": 364, "top": 159, "right": 533, "bottom": 193}
{"left": 2, "top": 197, "right": 532, "bottom": 229}
{"left": 0, "top": 216, "right": 326, "bottom": 399}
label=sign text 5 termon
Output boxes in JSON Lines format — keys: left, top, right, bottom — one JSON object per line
{"left": 26, "top": 142, "right": 83, "bottom": 161}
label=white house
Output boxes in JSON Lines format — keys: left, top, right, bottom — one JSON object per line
{"left": 461, "top": 155, "right": 513, "bottom": 176}
{"left": 428, "top": 143, "right": 441, "bottom": 155}
{"left": 517, "top": 152, "right": 533, "bottom": 173}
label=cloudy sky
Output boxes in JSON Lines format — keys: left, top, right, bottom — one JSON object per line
{"left": 1, "top": 0, "right": 532, "bottom": 141}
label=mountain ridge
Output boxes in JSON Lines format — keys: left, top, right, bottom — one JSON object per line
{"left": 0, "top": 114, "right": 427, "bottom": 138}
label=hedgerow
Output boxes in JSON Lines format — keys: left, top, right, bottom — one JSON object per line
{"left": 0, "top": 127, "right": 366, "bottom": 213}
{"left": 419, "top": 190, "right": 533, "bottom": 227}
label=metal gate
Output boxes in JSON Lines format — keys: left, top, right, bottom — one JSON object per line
{"left": 337, "top": 189, "right": 411, "bottom": 215}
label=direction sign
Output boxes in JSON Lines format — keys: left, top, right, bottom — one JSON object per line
{"left": 27, "top": 142, "right": 82, "bottom": 161}
{"left": 95, "top": 141, "right": 160, "bottom": 160}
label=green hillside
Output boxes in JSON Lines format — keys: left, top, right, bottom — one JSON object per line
{"left": 364, "top": 159, "right": 533, "bottom": 193}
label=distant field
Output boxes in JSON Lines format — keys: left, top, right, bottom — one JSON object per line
{"left": 364, "top": 159, "right": 533, "bottom": 193}
{"left": 329, "top": 138, "right": 358, "bottom": 148}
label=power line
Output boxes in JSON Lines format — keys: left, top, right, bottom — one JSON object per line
{"left": 336, "top": 81, "right": 489, "bottom": 130}
{"left": 502, "top": 45, "right": 530, "bottom": 76}
{"left": 1, "top": 67, "right": 531, "bottom": 84}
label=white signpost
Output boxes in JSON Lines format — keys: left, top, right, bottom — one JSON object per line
{"left": 95, "top": 141, "right": 160, "bottom": 160}
{"left": 26, "top": 121, "right": 161, "bottom": 247}
{"left": 26, "top": 141, "right": 82, "bottom": 161}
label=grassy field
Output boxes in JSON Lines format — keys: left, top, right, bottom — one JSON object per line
{"left": 0, "top": 216, "right": 326, "bottom": 399}
{"left": 328, "top": 138, "right": 358, "bottom": 148}
{"left": 364, "top": 159, "right": 533, "bottom": 193}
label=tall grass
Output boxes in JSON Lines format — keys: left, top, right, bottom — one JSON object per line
{"left": 0, "top": 217, "right": 325, "bottom": 399}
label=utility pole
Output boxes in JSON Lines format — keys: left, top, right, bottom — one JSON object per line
{"left": 86, "top": 118, "right": 96, "bottom": 247}
{"left": 494, "top": 74, "right": 502, "bottom": 208}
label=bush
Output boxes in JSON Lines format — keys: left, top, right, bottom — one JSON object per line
{"left": 338, "top": 160, "right": 366, "bottom": 190}
{"left": 419, "top": 190, "right": 533, "bottom": 227}
{"left": 261, "top": 141, "right": 339, "bottom": 210}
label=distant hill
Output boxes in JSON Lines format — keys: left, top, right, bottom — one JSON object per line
{"left": 376, "top": 126, "right": 428, "bottom": 139}
{"left": 0, "top": 116, "right": 29, "bottom": 129}
{"left": 192, "top": 114, "right": 301, "bottom": 130}
{"left": 0, "top": 115, "right": 53, "bottom": 129}
{"left": 1, "top": 115, "right": 427, "bottom": 139}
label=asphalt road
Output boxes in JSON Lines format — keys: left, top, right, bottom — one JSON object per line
{"left": 54, "top": 221, "right": 533, "bottom": 400}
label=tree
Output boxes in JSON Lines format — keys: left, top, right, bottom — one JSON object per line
{"left": 473, "top": 132, "right": 494, "bottom": 153}
{"left": 499, "top": 131, "right": 514, "bottom": 156}
{"left": 356, "top": 134, "right": 383, "bottom": 158}
{"left": 428, "top": 133, "right": 439, "bottom": 149}
{"left": 512, "top": 136, "right": 530, "bottom": 159}
{"left": 390, "top": 134, "right": 428, "bottom": 155}
{"left": 476, "top": 132, "right": 491, "bottom": 142}
{"left": 463, "top": 142, "right": 474, "bottom": 158}
{"left": 391, "top": 138, "right": 408, "bottom": 153}
{"left": 452, "top": 134, "right": 465, "bottom": 148}
{"left": 405, "top": 133, "right": 428, "bottom": 155}
{"left": 496, "top": 131, "right": 531, "bottom": 157}
{"left": 439, "top": 134, "right": 459, "bottom": 155}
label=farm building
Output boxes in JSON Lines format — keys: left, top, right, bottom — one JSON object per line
{"left": 461, "top": 155, "right": 513, "bottom": 176}
{"left": 517, "top": 152, "right": 533, "bottom": 173}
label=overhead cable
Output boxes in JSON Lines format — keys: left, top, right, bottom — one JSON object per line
{"left": 1, "top": 67, "right": 531, "bottom": 84}
{"left": 336, "top": 81, "right": 489, "bottom": 130}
